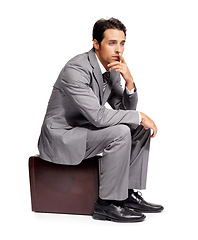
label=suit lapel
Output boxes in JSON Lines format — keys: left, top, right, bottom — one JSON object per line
{"left": 88, "top": 48, "right": 103, "bottom": 104}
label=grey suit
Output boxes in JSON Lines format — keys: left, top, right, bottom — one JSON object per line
{"left": 38, "top": 48, "right": 150, "bottom": 200}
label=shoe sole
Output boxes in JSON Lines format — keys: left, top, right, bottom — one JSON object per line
{"left": 92, "top": 212, "right": 146, "bottom": 223}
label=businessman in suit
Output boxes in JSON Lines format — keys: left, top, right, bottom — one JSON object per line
{"left": 38, "top": 18, "right": 163, "bottom": 222}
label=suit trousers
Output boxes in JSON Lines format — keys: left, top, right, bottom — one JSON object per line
{"left": 84, "top": 124, "right": 151, "bottom": 200}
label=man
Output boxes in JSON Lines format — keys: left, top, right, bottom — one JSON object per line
{"left": 38, "top": 18, "right": 163, "bottom": 223}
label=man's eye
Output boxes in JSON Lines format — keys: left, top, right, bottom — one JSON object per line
{"left": 109, "top": 42, "right": 115, "bottom": 45}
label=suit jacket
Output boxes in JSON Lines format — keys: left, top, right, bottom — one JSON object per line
{"left": 38, "top": 48, "right": 139, "bottom": 165}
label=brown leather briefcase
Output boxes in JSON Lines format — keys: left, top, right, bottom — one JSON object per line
{"left": 29, "top": 156, "right": 99, "bottom": 215}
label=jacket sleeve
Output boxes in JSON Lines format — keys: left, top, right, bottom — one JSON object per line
{"left": 107, "top": 77, "right": 138, "bottom": 111}
{"left": 59, "top": 64, "right": 139, "bottom": 129}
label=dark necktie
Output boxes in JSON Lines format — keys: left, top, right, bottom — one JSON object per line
{"left": 102, "top": 71, "right": 110, "bottom": 93}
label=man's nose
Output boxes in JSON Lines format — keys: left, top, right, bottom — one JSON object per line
{"left": 115, "top": 44, "right": 121, "bottom": 53}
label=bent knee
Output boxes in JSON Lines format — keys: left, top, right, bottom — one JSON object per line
{"left": 114, "top": 124, "right": 131, "bottom": 138}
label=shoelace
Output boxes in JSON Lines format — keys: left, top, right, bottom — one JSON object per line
{"left": 132, "top": 191, "right": 144, "bottom": 202}
{"left": 135, "top": 191, "right": 144, "bottom": 199}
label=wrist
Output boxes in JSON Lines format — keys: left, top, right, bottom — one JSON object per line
{"left": 139, "top": 112, "right": 145, "bottom": 124}
{"left": 125, "top": 78, "right": 134, "bottom": 91}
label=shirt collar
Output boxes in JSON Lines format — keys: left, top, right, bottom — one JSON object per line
{"left": 95, "top": 53, "right": 107, "bottom": 74}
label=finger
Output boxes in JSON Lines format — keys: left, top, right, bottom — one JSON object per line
{"left": 151, "top": 127, "right": 157, "bottom": 138}
{"left": 109, "top": 65, "right": 122, "bottom": 72}
{"left": 108, "top": 61, "right": 121, "bottom": 68}
{"left": 108, "top": 63, "right": 124, "bottom": 72}
{"left": 119, "top": 53, "right": 126, "bottom": 63}
{"left": 151, "top": 131, "right": 155, "bottom": 138}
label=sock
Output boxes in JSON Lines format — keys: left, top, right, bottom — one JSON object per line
{"left": 97, "top": 197, "right": 124, "bottom": 207}
{"left": 97, "top": 197, "right": 112, "bottom": 206}
{"left": 128, "top": 189, "right": 135, "bottom": 196}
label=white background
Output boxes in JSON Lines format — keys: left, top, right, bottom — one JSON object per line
{"left": 1, "top": 0, "right": 198, "bottom": 239}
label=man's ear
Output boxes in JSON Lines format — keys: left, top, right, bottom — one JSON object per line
{"left": 93, "top": 39, "right": 100, "bottom": 51}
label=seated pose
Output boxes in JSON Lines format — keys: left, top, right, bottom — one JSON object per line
{"left": 38, "top": 17, "right": 164, "bottom": 223}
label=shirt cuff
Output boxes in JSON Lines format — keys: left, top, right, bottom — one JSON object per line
{"left": 125, "top": 87, "right": 135, "bottom": 95}
{"left": 138, "top": 111, "right": 142, "bottom": 124}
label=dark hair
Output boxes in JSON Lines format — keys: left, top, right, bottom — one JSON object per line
{"left": 92, "top": 17, "right": 127, "bottom": 45}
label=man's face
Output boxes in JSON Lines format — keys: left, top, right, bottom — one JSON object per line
{"left": 94, "top": 29, "right": 126, "bottom": 70}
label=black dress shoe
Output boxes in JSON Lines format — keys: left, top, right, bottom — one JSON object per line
{"left": 124, "top": 190, "right": 164, "bottom": 213}
{"left": 92, "top": 202, "right": 146, "bottom": 223}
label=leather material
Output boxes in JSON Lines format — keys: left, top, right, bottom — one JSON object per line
{"left": 124, "top": 190, "right": 164, "bottom": 213}
{"left": 92, "top": 202, "right": 145, "bottom": 222}
{"left": 29, "top": 156, "right": 99, "bottom": 215}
